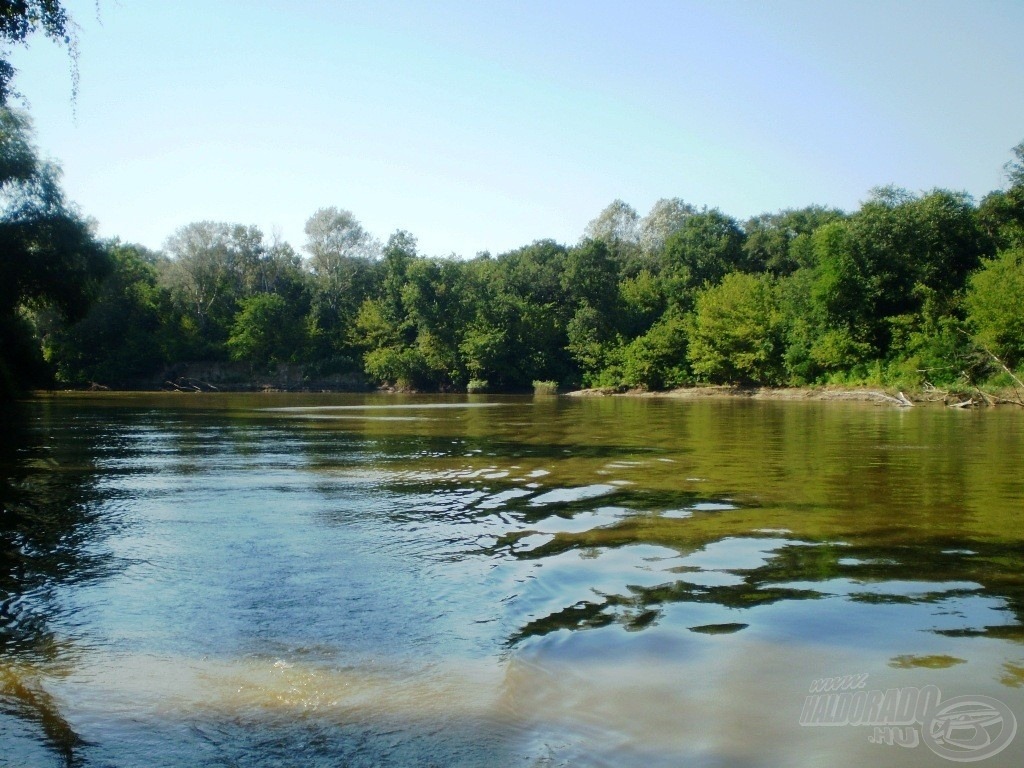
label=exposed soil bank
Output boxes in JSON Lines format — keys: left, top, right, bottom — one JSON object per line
{"left": 564, "top": 385, "right": 1023, "bottom": 408}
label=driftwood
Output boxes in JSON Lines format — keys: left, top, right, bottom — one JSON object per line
{"left": 974, "top": 387, "right": 997, "bottom": 407}
{"left": 163, "top": 377, "right": 219, "bottom": 392}
{"left": 956, "top": 331, "right": 1024, "bottom": 407}
{"left": 974, "top": 343, "right": 1024, "bottom": 405}
{"left": 871, "top": 391, "right": 913, "bottom": 407}
{"left": 921, "top": 381, "right": 950, "bottom": 403}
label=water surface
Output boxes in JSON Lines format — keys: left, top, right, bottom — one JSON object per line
{"left": 2, "top": 393, "right": 1022, "bottom": 766}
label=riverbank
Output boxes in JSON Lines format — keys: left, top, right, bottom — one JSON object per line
{"left": 22, "top": 381, "right": 1024, "bottom": 409}
{"left": 564, "top": 384, "right": 1024, "bottom": 408}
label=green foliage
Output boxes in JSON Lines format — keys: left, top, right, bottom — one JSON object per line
{"left": 494, "top": 239, "right": 569, "bottom": 309}
{"left": 965, "top": 248, "right": 1024, "bottom": 368}
{"left": 566, "top": 304, "right": 617, "bottom": 386}
{"left": 687, "top": 273, "right": 786, "bottom": 385}
{"left": 227, "top": 293, "right": 307, "bottom": 369}
{"left": 44, "top": 243, "right": 168, "bottom": 386}
{"left": 0, "top": 108, "right": 108, "bottom": 396}
{"left": 663, "top": 209, "right": 747, "bottom": 298}
{"left": 166, "top": 225, "right": 254, "bottom": 324}
{"left": 363, "top": 344, "right": 428, "bottom": 390}
{"left": 563, "top": 239, "right": 619, "bottom": 313}
{"left": 619, "top": 310, "right": 689, "bottom": 390}
{"left": 802, "top": 187, "right": 987, "bottom": 365}
{"left": 303, "top": 207, "right": 380, "bottom": 369}
{"left": 978, "top": 187, "right": 1024, "bottom": 250}
{"left": 885, "top": 312, "right": 972, "bottom": 389}
{"left": 618, "top": 269, "right": 666, "bottom": 338}
{"left": 460, "top": 288, "right": 560, "bottom": 390}
{"left": 743, "top": 206, "right": 845, "bottom": 276}
{"left": 467, "top": 379, "right": 489, "bottom": 394}
{"left": 807, "top": 330, "right": 876, "bottom": 379}
{"left": 27, "top": 138, "right": 1024, "bottom": 396}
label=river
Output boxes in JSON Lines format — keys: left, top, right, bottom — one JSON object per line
{"left": 1, "top": 393, "right": 1022, "bottom": 766}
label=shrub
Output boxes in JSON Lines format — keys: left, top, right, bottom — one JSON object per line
{"left": 966, "top": 248, "right": 1024, "bottom": 368}
{"left": 687, "top": 272, "right": 786, "bottom": 385}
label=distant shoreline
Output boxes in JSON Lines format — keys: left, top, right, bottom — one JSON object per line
{"left": 563, "top": 385, "right": 1021, "bottom": 408}
{"left": 26, "top": 383, "right": 1023, "bottom": 409}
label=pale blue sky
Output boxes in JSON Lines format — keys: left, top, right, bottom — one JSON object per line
{"left": 9, "top": 0, "right": 1024, "bottom": 257}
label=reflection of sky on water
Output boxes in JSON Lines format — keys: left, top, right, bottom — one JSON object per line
{"left": 3, "top": 394, "right": 1024, "bottom": 767}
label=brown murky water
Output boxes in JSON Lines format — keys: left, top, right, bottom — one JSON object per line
{"left": 1, "top": 393, "right": 1022, "bottom": 766}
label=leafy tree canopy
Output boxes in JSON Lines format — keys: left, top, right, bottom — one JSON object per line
{"left": 0, "top": 106, "right": 107, "bottom": 395}
{"left": 0, "top": 0, "right": 76, "bottom": 104}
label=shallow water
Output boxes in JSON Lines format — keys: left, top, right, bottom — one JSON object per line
{"left": 1, "top": 393, "right": 1022, "bottom": 766}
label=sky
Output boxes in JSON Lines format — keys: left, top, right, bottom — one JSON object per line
{"left": 7, "top": 0, "right": 1024, "bottom": 258}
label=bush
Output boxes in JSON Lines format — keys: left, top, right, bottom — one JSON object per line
{"left": 619, "top": 310, "right": 689, "bottom": 390}
{"left": 466, "top": 378, "right": 489, "bottom": 393}
{"left": 687, "top": 273, "right": 786, "bottom": 385}
{"left": 966, "top": 248, "right": 1024, "bottom": 368}
{"left": 532, "top": 380, "right": 558, "bottom": 395}
{"left": 364, "top": 345, "right": 428, "bottom": 389}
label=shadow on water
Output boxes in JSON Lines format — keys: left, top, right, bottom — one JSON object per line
{"left": 0, "top": 402, "right": 117, "bottom": 766}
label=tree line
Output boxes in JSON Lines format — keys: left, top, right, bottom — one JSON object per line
{"left": 1, "top": 1, "right": 1023, "bottom": 398}
{"left": 3, "top": 106, "right": 1024, "bottom": 396}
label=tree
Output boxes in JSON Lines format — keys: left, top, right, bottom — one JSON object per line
{"left": 161, "top": 221, "right": 279, "bottom": 357}
{"left": 978, "top": 188, "right": 1024, "bottom": 251}
{"left": 227, "top": 293, "right": 307, "bottom": 370}
{"left": 0, "top": 107, "right": 108, "bottom": 396}
{"left": 965, "top": 248, "right": 1024, "bottom": 369}
{"left": 494, "top": 239, "right": 568, "bottom": 309}
{"left": 620, "top": 309, "right": 689, "bottom": 390}
{"left": 304, "top": 206, "right": 379, "bottom": 267}
{"left": 583, "top": 199, "right": 639, "bottom": 246}
{"left": 349, "top": 230, "right": 430, "bottom": 388}
{"left": 0, "top": 0, "right": 76, "bottom": 104}
{"left": 743, "top": 206, "right": 845, "bottom": 276}
{"left": 980, "top": 141, "right": 1024, "bottom": 251}
{"left": 43, "top": 242, "right": 168, "bottom": 386}
{"left": 662, "top": 208, "right": 747, "bottom": 301}
{"left": 401, "top": 257, "right": 473, "bottom": 387}
{"left": 639, "top": 197, "right": 694, "bottom": 255}
{"left": 459, "top": 274, "right": 565, "bottom": 390}
{"left": 687, "top": 272, "right": 786, "bottom": 385}
{"left": 562, "top": 238, "right": 619, "bottom": 314}
{"left": 1005, "top": 141, "right": 1024, "bottom": 189}
{"left": 566, "top": 303, "right": 619, "bottom": 386}
{"left": 618, "top": 269, "right": 666, "bottom": 339}
{"left": 302, "top": 208, "right": 379, "bottom": 370}
{"left": 801, "top": 188, "right": 988, "bottom": 370}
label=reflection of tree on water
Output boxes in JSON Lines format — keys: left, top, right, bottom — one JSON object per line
{"left": 327, "top": 428, "right": 1024, "bottom": 650}
{"left": 0, "top": 403, "right": 113, "bottom": 766}
{"left": 492, "top": 498, "right": 1024, "bottom": 645}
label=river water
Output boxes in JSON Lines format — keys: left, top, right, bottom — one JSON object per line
{"left": 1, "top": 393, "right": 1022, "bottom": 766}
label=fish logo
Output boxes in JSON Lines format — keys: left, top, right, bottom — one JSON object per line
{"left": 922, "top": 696, "right": 1017, "bottom": 762}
